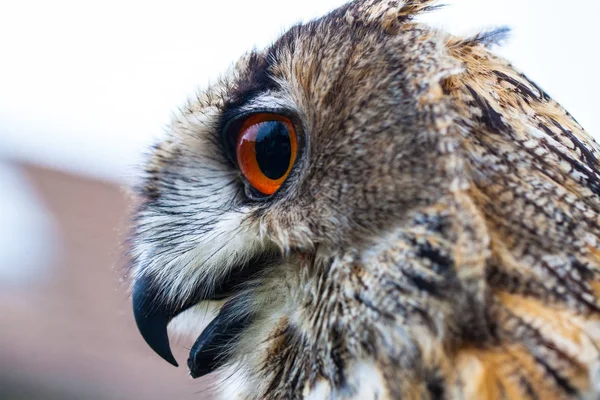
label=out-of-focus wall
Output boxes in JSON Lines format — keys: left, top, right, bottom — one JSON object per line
{"left": 0, "top": 163, "right": 210, "bottom": 400}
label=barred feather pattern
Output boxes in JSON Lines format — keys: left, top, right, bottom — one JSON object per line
{"left": 127, "top": 1, "right": 600, "bottom": 398}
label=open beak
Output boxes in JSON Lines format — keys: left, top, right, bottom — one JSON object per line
{"left": 131, "top": 256, "right": 270, "bottom": 375}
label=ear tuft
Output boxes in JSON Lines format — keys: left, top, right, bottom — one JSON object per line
{"left": 350, "top": 0, "right": 442, "bottom": 31}
{"left": 461, "top": 27, "right": 511, "bottom": 48}
{"left": 397, "top": 0, "right": 443, "bottom": 21}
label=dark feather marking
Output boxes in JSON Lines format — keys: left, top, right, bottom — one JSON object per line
{"left": 494, "top": 70, "right": 540, "bottom": 100}
{"left": 223, "top": 51, "right": 277, "bottom": 112}
{"left": 535, "top": 356, "right": 578, "bottom": 397}
{"left": 406, "top": 274, "right": 444, "bottom": 297}
{"left": 415, "top": 241, "right": 453, "bottom": 274}
{"left": 550, "top": 119, "right": 599, "bottom": 169}
{"left": 263, "top": 324, "right": 306, "bottom": 398}
{"left": 425, "top": 370, "right": 446, "bottom": 400}
{"left": 330, "top": 327, "right": 348, "bottom": 389}
{"left": 504, "top": 311, "right": 581, "bottom": 397}
{"left": 519, "top": 375, "right": 540, "bottom": 400}
{"left": 540, "top": 137, "right": 600, "bottom": 197}
{"left": 466, "top": 85, "right": 509, "bottom": 135}
{"left": 520, "top": 72, "right": 551, "bottom": 101}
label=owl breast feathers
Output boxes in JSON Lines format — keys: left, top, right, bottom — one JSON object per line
{"left": 127, "top": 1, "right": 600, "bottom": 398}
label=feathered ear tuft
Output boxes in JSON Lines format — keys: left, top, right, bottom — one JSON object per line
{"left": 461, "top": 27, "right": 511, "bottom": 48}
{"left": 346, "top": 0, "right": 443, "bottom": 26}
{"left": 397, "top": 0, "right": 444, "bottom": 21}
{"left": 351, "top": 0, "right": 442, "bottom": 33}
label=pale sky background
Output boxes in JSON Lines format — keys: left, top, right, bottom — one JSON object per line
{"left": 1, "top": 0, "right": 599, "bottom": 183}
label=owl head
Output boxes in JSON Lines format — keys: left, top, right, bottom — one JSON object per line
{"left": 127, "top": 0, "right": 600, "bottom": 398}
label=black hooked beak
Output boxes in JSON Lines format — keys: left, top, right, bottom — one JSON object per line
{"left": 132, "top": 274, "right": 197, "bottom": 367}
{"left": 132, "top": 260, "right": 268, "bottom": 371}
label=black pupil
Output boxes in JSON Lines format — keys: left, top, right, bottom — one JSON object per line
{"left": 255, "top": 121, "right": 291, "bottom": 180}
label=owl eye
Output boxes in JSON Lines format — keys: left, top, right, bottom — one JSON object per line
{"left": 235, "top": 113, "right": 298, "bottom": 196}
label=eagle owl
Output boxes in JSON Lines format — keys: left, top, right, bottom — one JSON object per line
{"left": 127, "top": 1, "right": 600, "bottom": 398}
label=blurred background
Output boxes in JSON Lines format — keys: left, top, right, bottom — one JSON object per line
{"left": 0, "top": 0, "right": 598, "bottom": 399}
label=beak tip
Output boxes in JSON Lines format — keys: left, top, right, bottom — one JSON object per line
{"left": 164, "top": 353, "right": 179, "bottom": 368}
{"left": 144, "top": 329, "right": 178, "bottom": 367}
{"left": 143, "top": 331, "right": 179, "bottom": 367}
{"left": 132, "top": 274, "right": 179, "bottom": 368}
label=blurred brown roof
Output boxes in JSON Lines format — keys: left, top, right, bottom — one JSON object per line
{"left": 0, "top": 164, "right": 211, "bottom": 400}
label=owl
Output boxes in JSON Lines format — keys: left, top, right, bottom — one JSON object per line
{"left": 127, "top": 1, "right": 600, "bottom": 399}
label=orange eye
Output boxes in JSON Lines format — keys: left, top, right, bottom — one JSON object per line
{"left": 236, "top": 113, "right": 298, "bottom": 196}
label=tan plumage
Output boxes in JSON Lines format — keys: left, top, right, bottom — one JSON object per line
{"left": 127, "top": 1, "right": 600, "bottom": 398}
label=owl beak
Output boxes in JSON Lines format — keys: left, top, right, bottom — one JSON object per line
{"left": 187, "top": 296, "right": 253, "bottom": 378}
{"left": 131, "top": 274, "right": 196, "bottom": 367}
{"left": 133, "top": 286, "right": 253, "bottom": 378}
{"left": 132, "top": 273, "right": 254, "bottom": 376}
{"left": 132, "top": 255, "right": 271, "bottom": 371}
